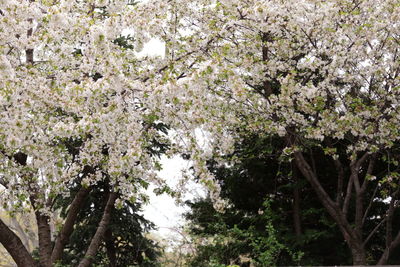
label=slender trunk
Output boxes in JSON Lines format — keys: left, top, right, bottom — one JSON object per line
{"left": 355, "top": 193, "right": 364, "bottom": 241}
{"left": 379, "top": 249, "right": 390, "bottom": 265}
{"left": 333, "top": 157, "right": 345, "bottom": 205}
{"left": 51, "top": 187, "right": 91, "bottom": 263}
{"left": 29, "top": 190, "right": 52, "bottom": 267}
{"left": 35, "top": 211, "right": 52, "bottom": 267}
{"left": 105, "top": 228, "right": 117, "bottom": 267}
{"left": 78, "top": 192, "right": 117, "bottom": 267}
{"left": 0, "top": 218, "right": 37, "bottom": 267}
{"left": 351, "top": 163, "right": 364, "bottom": 244}
{"left": 292, "top": 162, "right": 302, "bottom": 240}
{"left": 103, "top": 182, "right": 117, "bottom": 267}
{"left": 378, "top": 229, "right": 400, "bottom": 264}
{"left": 377, "top": 192, "right": 396, "bottom": 265}
{"left": 351, "top": 246, "right": 366, "bottom": 265}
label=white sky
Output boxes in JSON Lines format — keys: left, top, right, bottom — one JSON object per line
{"left": 136, "top": 38, "right": 165, "bottom": 58}
{"left": 142, "top": 155, "right": 206, "bottom": 239}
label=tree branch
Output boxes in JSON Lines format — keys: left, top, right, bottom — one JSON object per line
{"left": 377, "top": 189, "right": 400, "bottom": 264}
{"left": 362, "top": 182, "right": 379, "bottom": 225}
{"left": 0, "top": 177, "right": 8, "bottom": 189}
{"left": 333, "top": 157, "right": 345, "bottom": 204}
{"left": 378, "top": 226, "right": 400, "bottom": 265}
{"left": 361, "top": 153, "right": 376, "bottom": 193}
{"left": 386, "top": 190, "right": 398, "bottom": 247}
{"left": 342, "top": 173, "right": 353, "bottom": 217}
{"left": 363, "top": 217, "right": 386, "bottom": 247}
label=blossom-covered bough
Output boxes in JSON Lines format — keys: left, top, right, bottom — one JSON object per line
{"left": 1, "top": 0, "right": 400, "bottom": 265}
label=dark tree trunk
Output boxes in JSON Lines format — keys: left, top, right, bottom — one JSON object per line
{"left": 51, "top": 186, "right": 91, "bottom": 263}
{"left": 78, "top": 192, "right": 117, "bottom": 267}
{"left": 351, "top": 246, "right": 366, "bottom": 265}
{"left": 0, "top": 218, "right": 37, "bottom": 267}
{"left": 105, "top": 228, "right": 117, "bottom": 267}
{"left": 292, "top": 162, "right": 302, "bottom": 241}
{"left": 35, "top": 211, "right": 52, "bottom": 267}
{"left": 378, "top": 230, "right": 400, "bottom": 265}
{"left": 293, "top": 151, "right": 368, "bottom": 265}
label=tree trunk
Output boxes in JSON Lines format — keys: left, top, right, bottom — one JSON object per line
{"left": 292, "top": 162, "right": 302, "bottom": 241}
{"left": 51, "top": 187, "right": 91, "bottom": 263}
{"left": 35, "top": 212, "right": 52, "bottom": 267}
{"left": 0, "top": 218, "right": 37, "bottom": 267}
{"left": 378, "top": 230, "right": 400, "bottom": 265}
{"left": 105, "top": 228, "right": 117, "bottom": 267}
{"left": 351, "top": 246, "right": 366, "bottom": 265}
{"left": 378, "top": 249, "right": 390, "bottom": 265}
{"left": 78, "top": 192, "right": 117, "bottom": 267}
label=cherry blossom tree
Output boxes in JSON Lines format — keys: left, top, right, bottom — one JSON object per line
{"left": 0, "top": 1, "right": 173, "bottom": 266}
{"left": 135, "top": 0, "right": 400, "bottom": 264}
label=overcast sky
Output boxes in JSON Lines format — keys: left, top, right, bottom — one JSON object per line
{"left": 142, "top": 155, "right": 206, "bottom": 240}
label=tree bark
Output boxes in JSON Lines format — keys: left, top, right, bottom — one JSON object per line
{"left": 292, "top": 162, "right": 302, "bottom": 240}
{"left": 351, "top": 246, "right": 367, "bottom": 265}
{"left": 378, "top": 192, "right": 400, "bottom": 265}
{"left": 26, "top": 17, "right": 34, "bottom": 65}
{"left": 51, "top": 186, "right": 91, "bottom": 264}
{"left": 34, "top": 211, "right": 52, "bottom": 267}
{"left": 78, "top": 192, "right": 117, "bottom": 267}
{"left": 29, "top": 189, "right": 52, "bottom": 267}
{"left": 105, "top": 228, "right": 117, "bottom": 267}
{"left": 377, "top": 230, "right": 400, "bottom": 265}
{"left": 0, "top": 218, "right": 37, "bottom": 267}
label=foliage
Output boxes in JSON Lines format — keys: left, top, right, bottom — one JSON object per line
{"left": 186, "top": 199, "right": 304, "bottom": 267}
